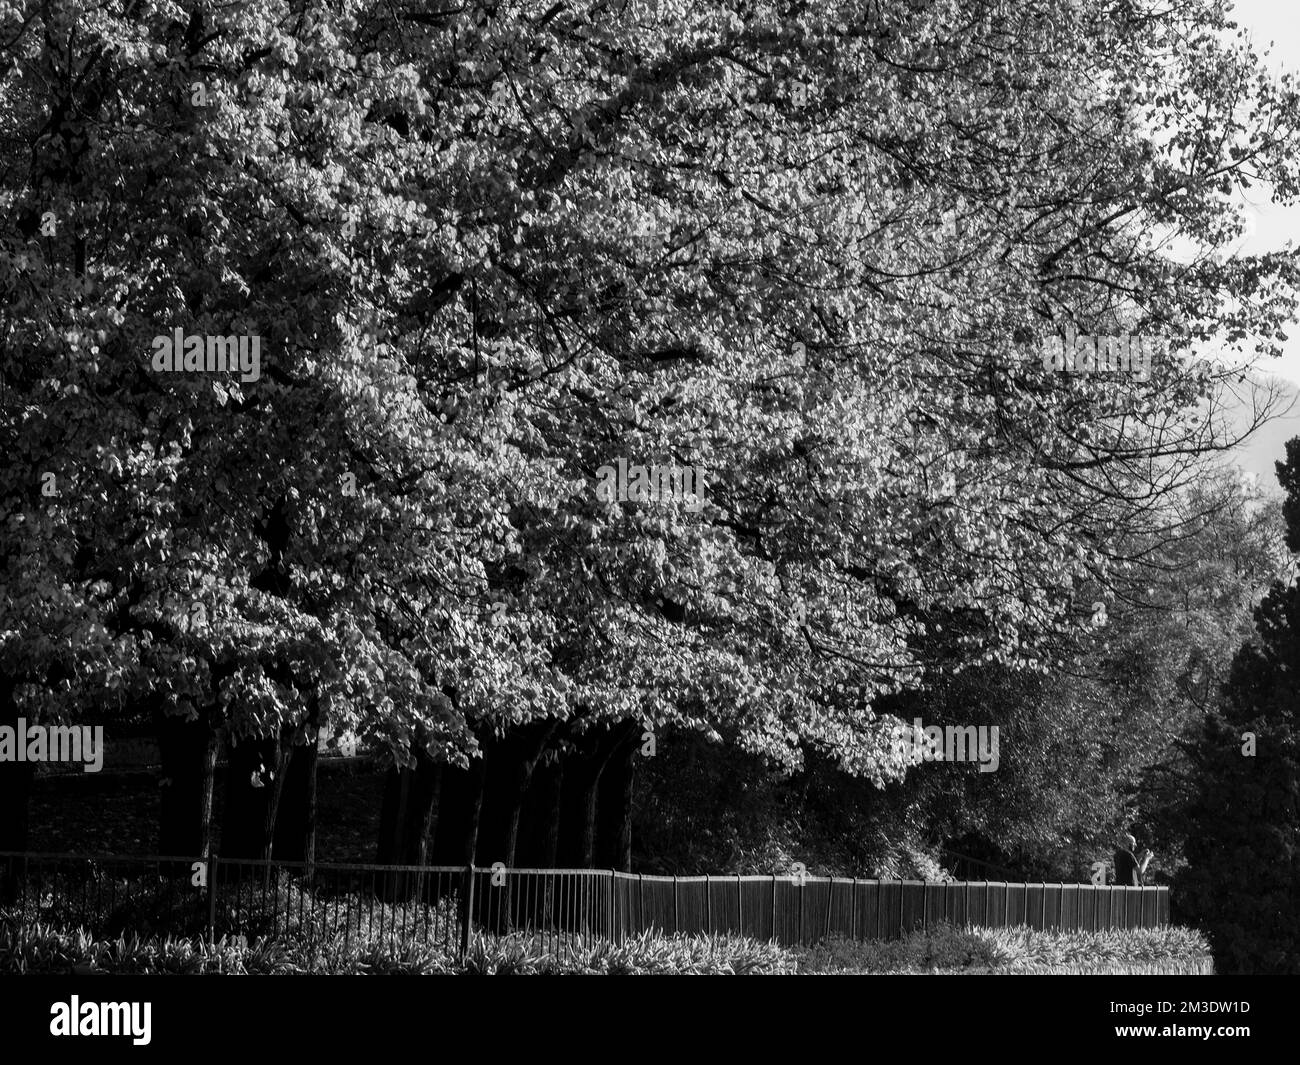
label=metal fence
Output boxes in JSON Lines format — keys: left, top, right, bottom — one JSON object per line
{"left": 0, "top": 852, "right": 1170, "bottom": 956}
{"left": 609, "top": 873, "right": 1169, "bottom": 943}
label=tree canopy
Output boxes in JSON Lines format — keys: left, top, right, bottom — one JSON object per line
{"left": 3, "top": 0, "right": 1299, "bottom": 868}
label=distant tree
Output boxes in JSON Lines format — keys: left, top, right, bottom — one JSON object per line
{"left": 630, "top": 469, "right": 1290, "bottom": 881}
{"left": 1170, "top": 439, "right": 1300, "bottom": 974}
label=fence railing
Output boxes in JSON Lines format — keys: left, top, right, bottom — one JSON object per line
{"left": 0, "top": 852, "right": 1170, "bottom": 957}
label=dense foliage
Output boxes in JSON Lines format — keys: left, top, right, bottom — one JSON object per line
{"left": 1165, "top": 440, "right": 1300, "bottom": 974}
{"left": 2, "top": 1, "right": 1298, "bottom": 885}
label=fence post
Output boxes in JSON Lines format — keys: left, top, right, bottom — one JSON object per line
{"left": 771, "top": 876, "right": 777, "bottom": 943}
{"left": 736, "top": 874, "right": 742, "bottom": 937}
{"left": 851, "top": 877, "right": 857, "bottom": 940}
{"left": 207, "top": 854, "right": 218, "bottom": 945}
{"left": 673, "top": 875, "right": 678, "bottom": 934}
{"left": 638, "top": 873, "right": 644, "bottom": 934}
{"left": 798, "top": 877, "right": 805, "bottom": 946}
{"left": 459, "top": 864, "right": 474, "bottom": 959}
{"left": 705, "top": 874, "right": 711, "bottom": 933}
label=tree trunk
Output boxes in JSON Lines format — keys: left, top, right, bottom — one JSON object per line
{"left": 462, "top": 756, "right": 487, "bottom": 865}
{"left": 597, "top": 729, "right": 638, "bottom": 872}
{"left": 0, "top": 676, "right": 32, "bottom": 906}
{"left": 561, "top": 725, "right": 634, "bottom": 868}
{"left": 156, "top": 705, "right": 218, "bottom": 873}
{"left": 575, "top": 766, "right": 601, "bottom": 868}
{"left": 272, "top": 714, "right": 321, "bottom": 865}
{"left": 430, "top": 748, "right": 494, "bottom": 866}
{"left": 475, "top": 723, "right": 557, "bottom": 868}
{"left": 560, "top": 746, "right": 605, "bottom": 868}
{"left": 260, "top": 726, "right": 293, "bottom": 863}
{"left": 536, "top": 758, "right": 564, "bottom": 868}
{"left": 429, "top": 763, "right": 469, "bottom": 865}
{"left": 303, "top": 737, "right": 318, "bottom": 871}
{"left": 376, "top": 744, "right": 442, "bottom": 899}
{"left": 509, "top": 749, "right": 564, "bottom": 931}
{"left": 503, "top": 725, "right": 557, "bottom": 867}
{"left": 220, "top": 733, "right": 279, "bottom": 861}
{"left": 410, "top": 763, "right": 441, "bottom": 866}
{"left": 199, "top": 728, "right": 218, "bottom": 861}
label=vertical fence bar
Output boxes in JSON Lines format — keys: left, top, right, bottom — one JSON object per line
{"left": 459, "top": 864, "right": 474, "bottom": 959}
{"left": 764, "top": 873, "right": 774, "bottom": 941}
{"left": 344, "top": 877, "right": 353, "bottom": 949}
{"left": 207, "top": 855, "right": 218, "bottom": 944}
{"left": 790, "top": 879, "right": 800, "bottom": 946}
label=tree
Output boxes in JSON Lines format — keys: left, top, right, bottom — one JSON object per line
{"left": 3, "top": 0, "right": 1299, "bottom": 875}
{"left": 1169, "top": 438, "right": 1300, "bottom": 974}
{"left": 630, "top": 468, "right": 1290, "bottom": 880}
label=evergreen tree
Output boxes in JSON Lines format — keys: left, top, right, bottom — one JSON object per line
{"left": 1173, "top": 439, "right": 1300, "bottom": 974}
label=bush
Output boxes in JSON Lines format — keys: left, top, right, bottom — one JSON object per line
{"left": 0, "top": 920, "right": 794, "bottom": 975}
{"left": 796, "top": 923, "right": 1212, "bottom": 974}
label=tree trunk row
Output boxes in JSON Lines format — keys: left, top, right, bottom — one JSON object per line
{"left": 376, "top": 719, "right": 642, "bottom": 873}
{"left": 7, "top": 707, "right": 640, "bottom": 877}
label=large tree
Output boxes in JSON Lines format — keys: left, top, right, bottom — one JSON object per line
{"left": 2, "top": 0, "right": 1299, "bottom": 872}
